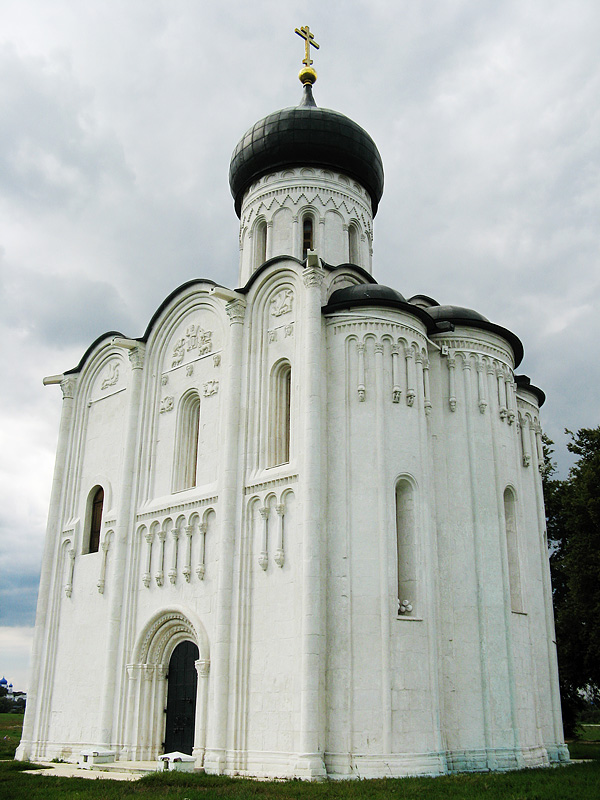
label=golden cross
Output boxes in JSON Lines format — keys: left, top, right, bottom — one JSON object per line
{"left": 295, "top": 25, "right": 320, "bottom": 67}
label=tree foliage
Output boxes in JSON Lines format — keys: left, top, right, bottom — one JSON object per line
{"left": 543, "top": 428, "right": 600, "bottom": 735}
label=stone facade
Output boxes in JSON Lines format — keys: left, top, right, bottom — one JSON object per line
{"left": 17, "top": 98, "right": 567, "bottom": 780}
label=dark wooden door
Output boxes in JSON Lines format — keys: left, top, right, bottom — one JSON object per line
{"left": 164, "top": 641, "right": 199, "bottom": 754}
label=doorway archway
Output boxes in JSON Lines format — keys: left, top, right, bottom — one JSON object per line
{"left": 126, "top": 607, "right": 210, "bottom": 765}
{"left": 164, "top": 640, "right": 199, "bottom": 754}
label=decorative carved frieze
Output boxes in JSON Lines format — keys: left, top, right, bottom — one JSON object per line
{"left": 270, "top": 289, "right": 294, "bottom": 317}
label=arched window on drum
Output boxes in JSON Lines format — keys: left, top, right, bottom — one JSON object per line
{"left": 348, "top": 223, "right": 360, "bottom": 265}
{"left": 302, "top": 214, "right": 314, "bottom": 259}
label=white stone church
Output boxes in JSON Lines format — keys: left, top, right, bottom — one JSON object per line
{"left": 17, "top": 39, "right": 568, "bottom": 779}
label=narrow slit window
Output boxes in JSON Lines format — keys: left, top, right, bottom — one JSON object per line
{"left": 269, "top": 361, "right": 292, "bottom": 466}
{"left": 396, "top": 480, "right": 416, "bottom": 615}
{"left": 173, "top": 391, "right": 200, "bottom": 492}
{"left": 302, "top": 216, "right": 314, "bottom": 259}
{"left": 88, "top": 487, "right": 103, "bottom": 554}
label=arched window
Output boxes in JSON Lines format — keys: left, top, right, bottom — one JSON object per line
{"left": 88, "top": 486, "right": 104, "bottom": 554}
{"left": 348, "top": 224, "right": 360, "bottom": 265}
{"left": 173, "top": 391, "right": 200, "bottom": 492}
{"left": 255, "top": 220, "right": 267, "bottom": 268}
{"left": 396, "top": 479, "right": 416, "bottom": 615}
{"left": 269, "top": 360, "right": 292, "bottom": 467}
{"left": 302, "top": 215, "right": 314, "bottom": 259}
{"left": 504, "top": 487, "right": 523, "bottom": 612}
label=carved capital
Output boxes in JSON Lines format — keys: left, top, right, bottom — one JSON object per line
{"left": 142, "top": 573, "right": 151, "bottom": 588}
{"left": 196, "top": 563, "right": 206, "bottom": 580}
{"left": 199, "top": 521, "right": 208, "bottom": 534}
{"left": 276, "top": 504, "right": 285, "bottom": 517}
{"left": 302, "top": 265, "right": 325, "bottom": 288}
{"left": 449, "top": 398, "right": 457, "bottom": 412}
{"left": 356, "top": 342, "right": 366, "bottom": 354}
{"left": 479, "top": 401, "right": 487, "bottom": 414}
{"left": 195, "top": 659, "right": 210, "bottom": 678}
{"left": 60, "top": 378, "right": 75, "bottom": 399}
{"left": 392, "top": 389, "right": 401, "bottom": 404}
{"left": 259, "top": 507, "right": 270, "bottom": 521}
{"left": 357, "top": 387, "right": 366, "bottom": 402}
{"left": 274, "top": 549, "right": 285, "bottom": 568}
{"left": 225, "top": 298, "right": 246, "bottom": 323}
{"left": 129, "top": 346, "right": 145, "bottom": 370}
{"left": 523, "top": 454, "right": 531, "bottom": 467}
{"left": 374, "top": 342, "right": 384, "bottom": 354}
{"left": 406, "top": 391, "right": 416, "bottom": 407}
{"left": 182, "top": 565, "right": 191, "bottom": 583}
{"left": 258, "top": 552, "right": 268, "bottom": 571}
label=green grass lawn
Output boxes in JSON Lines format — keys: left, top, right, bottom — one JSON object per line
{"left": 0, "top": 713, "right": 25, "bottom": 759}
{"left": 0, "top": 761, "right": 600, "bottom": 800}
{"left": 2, "top": 714, "right": 600, "bottom": 799}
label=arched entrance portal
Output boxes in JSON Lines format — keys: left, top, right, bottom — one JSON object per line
{"left": 164, "top": 640, "right": 199, "bottom": 754}
{"left": 125, "top": 607, "right": 210, "bottom": 765}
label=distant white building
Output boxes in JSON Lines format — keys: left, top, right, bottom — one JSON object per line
{"left": 17, "top": 48, "right": 568, "bottom": 779}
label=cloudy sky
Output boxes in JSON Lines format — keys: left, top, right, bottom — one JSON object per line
{"left": 1, "top": 1, "right": 599, "bottom": 690}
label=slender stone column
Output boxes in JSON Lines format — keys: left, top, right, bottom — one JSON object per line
{"left": 204, "top": 297, "right": 245, "bottom": 774}
{"left": 295, "top": 259, "right": 327, "bottom": 779}
{"left": 193, "top": 659, "right": 211, "bottom": 766}
{"left": 374, "top": 341, "right": 392, "bottom": 753}
{"left": 99, "top": 345, "right": 145, "bottom": 748}
{"left": 462, "top": 356, "right": 495, "bottom": 769}
{"left": 16, "top": 376, "right": 76, "bottom": 761}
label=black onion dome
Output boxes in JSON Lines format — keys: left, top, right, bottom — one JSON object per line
{"left": 427, "top": 304, "right": 489, "bottom": 323}
{"left": 426, "top": 304, "right": 524, "bottom": 366}
{"left": 323, "top": 283, "right": 438, "bottom": 333}
{"left": 229, "top": 86, "right": 384, "bottom": 218}
{"left": 329, "top": 283, "right": 407, "bottom": 305}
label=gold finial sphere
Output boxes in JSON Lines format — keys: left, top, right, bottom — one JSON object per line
{"left": 299, "top": 66, "right": 317, "bottom": 85}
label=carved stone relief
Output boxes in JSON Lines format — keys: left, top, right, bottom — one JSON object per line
{"left": 203, "top": 380, "right": 219, "bottom": 397}
{"left": 270, "top": 289, "right": 294, "bottom": 317}
{"left": 101, "top": 363, "right": 119, "bottom": 390}
{"left": 160, "top": 396, "right": 174, "bottom": 414}
{"left": 171, "top": 324, "right": 213, "bottom": 367}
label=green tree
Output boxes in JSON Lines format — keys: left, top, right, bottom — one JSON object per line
{"left": 543, "top": 428, "right": 600, "bottom": 735}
